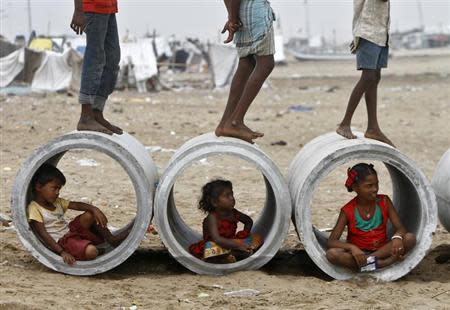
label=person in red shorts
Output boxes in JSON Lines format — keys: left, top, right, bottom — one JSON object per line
{"left": 28, "top": 164, "right": 130, "bottom": 265}
{"left": 70, "top": 0, "right": 123, "bottom": 135}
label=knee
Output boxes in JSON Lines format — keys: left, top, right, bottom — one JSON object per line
{"left": 80, "top": 211, "right": 95, "bottom": 227}
{"left": 84, "top": 245, "right": 98, "bottom": 260}
{"left": 404, "top": 233, "right": 416, "bottom": 249}
{"left": 326, "top": 248, "right": 340, "bottom": 263}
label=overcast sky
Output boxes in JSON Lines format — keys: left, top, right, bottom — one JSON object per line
{"left": 1, "top": 1, "right": 449, "bottom": 43}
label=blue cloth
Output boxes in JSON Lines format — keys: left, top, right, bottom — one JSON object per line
{"left": 79, "top": 13, "right": 121, "bottom": 111}
{"left": 356, "top": 38, "right": 388, "bottom": 70}
{"left": 234, "top": 0, "right": 275, "bottom": 48}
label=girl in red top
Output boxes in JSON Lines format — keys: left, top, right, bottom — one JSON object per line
{"left": 327, "top": 163, "right": 416, "bottom": 272}
{"left": 189, "top": 179, "right": 263, "bottom": 263}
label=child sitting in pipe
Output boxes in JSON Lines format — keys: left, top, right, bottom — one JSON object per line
{"left": 189, "top": 179, "right": 263, "bottom": 263}
{"left": 28, "top": 164, "right": 131, "bottom": 265}
{"left": 326, "top": 163, "right": 416, "bottom": 272}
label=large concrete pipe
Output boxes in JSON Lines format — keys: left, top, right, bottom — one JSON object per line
{"left": 11, "top": 131, "right": 158, "bottom": 275}
{"left": 432, "top": 148, "right": 450, "bottom": 232}
{"left": 154, "top": 133, "right": 291, "bottom": 275}
{"left": 288, "top": 132, "right": 437, "bottom": 281}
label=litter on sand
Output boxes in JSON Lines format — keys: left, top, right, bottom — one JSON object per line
{"left": 224, "top": 289, "right": 260, "bottom": 297}
{"left": 76, "top": 158, "right": 99, "bottom": 167}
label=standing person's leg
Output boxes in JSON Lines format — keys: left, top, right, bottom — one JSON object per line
{"left": 215, "top": 56, "right": 262, "bottom": 138}
{"left": 337, "top": 69, "right": 379, "bottom": 139}
{"left": 77, "top": 13, "right": 112, "bottom": 134}
{"left": 92, "top": 14, "right": 123, "bottom": 135}
{"left": 219, "top": 54, "right": 274, "bottom": 143}
{"left": 363, "top": 46, "right": 395, "bottom": 146}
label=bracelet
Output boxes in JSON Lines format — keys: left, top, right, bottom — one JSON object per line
{"left": 391, "top": 235, "right": 403, "bottom": 240}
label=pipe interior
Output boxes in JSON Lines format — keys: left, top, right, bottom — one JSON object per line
{"left": 25, "top": 150, "right": 137, "bottom": 254}
{"left": 312, "top": 162, "right": 421, "bottom": 250}
{"left": 166, "top": 158, "right": 277, "bottom": 253}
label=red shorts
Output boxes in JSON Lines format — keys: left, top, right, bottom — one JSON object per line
{"left": 58, "top": 215, "right": 104, "bottom": 260}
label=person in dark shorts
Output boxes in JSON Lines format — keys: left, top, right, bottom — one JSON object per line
{"left": 337, "top": 0, "right": 395, "bottom": 147}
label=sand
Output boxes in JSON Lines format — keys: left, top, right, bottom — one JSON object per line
{"left": 1, "top": 54, "right": 449, "bottom": 309}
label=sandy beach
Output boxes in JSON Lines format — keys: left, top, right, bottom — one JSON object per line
{"left": 1, "top": 54, "right": 449, "bottom": 309}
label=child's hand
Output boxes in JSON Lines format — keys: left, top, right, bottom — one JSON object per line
{"left": 391, "top": 239, "right": 404, "bottom": 257}
{"left": 221, "top": 20, "right": 242, "bottom": 44}
{"left": 92, "top": 207, "right": 108, "bottom": 228}
{"left": 61, "top": 251, "right": 76, "bottom": 265}
{"left": 350, "top": 246, "right": 366, "bottom": 267}
{"left": 237, "top": 244, "right": 252, "bottom": 254}
{"left": 70, "top": 10, "right": 86, "bottom": 35}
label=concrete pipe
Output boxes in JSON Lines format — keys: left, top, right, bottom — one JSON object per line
{"left": 11, "top": 131, "right": 158, "bottom": 276}
{"left": 432, "top": 148, "right": 450, "bottom": 232}
{"left": 288, "top": 132, "right": 437, "bottom": 281}
{"left": 154, "top": 133, "right": 291, "bottom": 275}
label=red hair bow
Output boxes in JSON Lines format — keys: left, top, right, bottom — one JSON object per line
{"left": 345, "top": 168, "right": 358, "bottom": 189}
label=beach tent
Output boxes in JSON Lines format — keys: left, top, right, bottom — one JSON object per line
{"left": 31, "top": 49, "right": 82, "bottom": 92}
{"left": 274, "top": 34, "right": 286, "bottom": 63}
{"left": 29, "top": 38, "right": 53, "bottom": 51}
{"left": 119, "top": 39, "right": 158, "bottom": 92}
{"left": 0, "top": 39, "right": 21, "bottom": 57}
{"left": 0, "top": 48, "right": 25, "bottom": 87}
{"left": 207, "top": 43, "right": 238, "bottom": 88}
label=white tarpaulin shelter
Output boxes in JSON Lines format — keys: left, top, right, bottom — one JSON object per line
{"left": 274, "top": 34, "right": 286, "bottom": 63}
{"left": 0, "top": 48, "right": 25, "bottom": 87}
{"left": 120, "top": 39, "right": 158, "bottom": 82}
{"left": 31, "top": 49, "right": 80, "bottom": 92}
{"left": 208, "top": 44, "right": 238, "bottom": 88}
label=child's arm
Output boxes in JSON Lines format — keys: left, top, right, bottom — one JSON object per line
{"left": 71, "top": 0, "right": 86, "bottom": 35}
{"left": 68, "top": 201, "right": 108, "bottom": 228}
{"left": 206, "top": 214, "right": 250, "bottom": 252}
{"left": 234, "top": 210, "right": 253, "bottom": 232}
{"left": 385, "top": 196, "right": 407, "bottom": 256}
{"left": 327, "top": 210, "right": 367, "bottom": 267}
{"left": 222, "top": 0, "right": 242, "bottom": 43}
{"left": 29, "top": 220, "right": 76, "bottom": 265}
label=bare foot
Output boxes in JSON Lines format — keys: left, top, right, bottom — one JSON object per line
{"left": 215, "top": 123, "right": 263, "bottom": 139}
{"left": 336, "top": 124, "right": 357, "bottom": 139}
{"left": 364, "top": 129, "right": 395, "bottom": 147}
{"left": 94, "top": 113, "right": 123, "bottom": 135}
{"left": 215, "top": 122, "right": 262, "bottom": 143}
{"left": 77, "top": 117, "right": 113, "bottom": 135}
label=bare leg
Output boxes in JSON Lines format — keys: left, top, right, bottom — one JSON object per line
{"left": 371, "top": 233, "right": 416, "bottom": 268}
{"left": 77, "top": 104, "right": 113, "bottom": 134}
{"left": 326, "top": 248, "right": 359, "bottom": 271}
{"left": 218, "top": 54, "right": 274, "bottom": 143}
{"left": 337, "top": 70, "right": 377, "bottom": 139}
{"left": 363, "top": 69, "right": 395, "bottom": 147}
{"left": 216, "top": 56, "right": 263, "bottom": 142}
{"left": 78, "top": 212, "right": 130, "bottom": 247}
{"left": 93, "top": 109, "right": 123, "bottom": 135}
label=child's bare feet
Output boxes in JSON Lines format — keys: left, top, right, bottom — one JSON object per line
{"left": 336, "top": 124, "right": 357, "bottom": 139}
{"left": 93, "top": 111, "right": 123, "bottom": 135}
{"left": 77, "top": 117, "right": 113, "bottom": 135}
{"left": 215, "top": 121, "right": 263, "bottom": 144}
{"left": 364, "top": 129, "right": 395, "bottom": 147}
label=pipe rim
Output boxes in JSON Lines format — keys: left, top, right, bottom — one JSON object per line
{"left": 155, "top": 139, "right": 291, "bottom": 275}
{"left": 11, "top": 132, "right": 153, "bottom": 275}
{"left": 292, "top": 142, "right": 437, "bottom": 281}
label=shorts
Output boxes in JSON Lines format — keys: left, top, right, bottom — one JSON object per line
{"left": 58, "top": 215, "right": 104, "bottom": 260}
{"left": 356, "top": 38, "right": 389, "bottom": 70}
{"left": 237, "top": 26, "right": 275, "bottom": 58}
